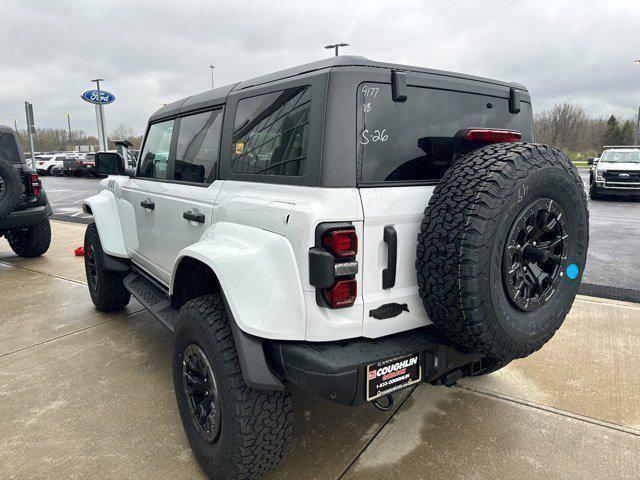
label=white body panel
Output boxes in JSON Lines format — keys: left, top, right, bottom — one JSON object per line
{"left": 359, "top": 186, "right": 434, "bottom": 337}
{"left": 82, "top": 186, "right": 128, "bottom": 258}
{"left": 173, "top": 222, "right": 306, "bottom": 340}
{"left": 86, "top": 173, "right": 439, "bottom": 341}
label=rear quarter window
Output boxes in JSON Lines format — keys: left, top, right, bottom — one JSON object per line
{"left": 357, "top": 83, "right": 533, "bottom": 184}
{"left": 0, "top": 132, "right": 22, "bottom": 164}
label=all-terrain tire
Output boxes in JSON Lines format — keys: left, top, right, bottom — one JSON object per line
{"left": 84, "top": 222, "right": 131, "bottom": 311}
{"left": 416, "top": 143, "right": 589, "bottom": 367}
{"left": 0, "top": 155, "right": 22, "bottom": 220}
{"left": 6, "top": 218, "right": 52, "bottom": 257}
{"left": 173, "top": 294, "right": 293, "bottom": 480}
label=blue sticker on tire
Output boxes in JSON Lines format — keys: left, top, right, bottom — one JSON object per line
{"left": 566, "top": 263, "right": 579, "bottom": 280}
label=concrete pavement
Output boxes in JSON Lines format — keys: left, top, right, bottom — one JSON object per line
{"left": 1, "top": 220, "right": 639, "bottom": 479}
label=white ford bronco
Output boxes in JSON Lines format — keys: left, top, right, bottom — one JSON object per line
{"left": 83, "top": 56, "right": 589, "bottom": 479}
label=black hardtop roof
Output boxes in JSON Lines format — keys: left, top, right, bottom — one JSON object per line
{"left": 150, "top": 55, "right": 528, "bottom": 121}
{"left": 0, "top": 125, "right": 15, "bottom": 134}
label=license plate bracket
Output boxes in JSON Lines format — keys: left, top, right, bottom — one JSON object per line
{"left": 366, "top": 352, "right": 422, "bottom": 402}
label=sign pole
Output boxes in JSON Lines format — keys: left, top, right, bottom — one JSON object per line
{"left": 82, "top": 80, "right": 115, "bottom": 152}
{"left": 90, "top": 78, "right": 108, "bottom": 151}
{"left": 24, "top": 101, "right": 36, "bottom": 169}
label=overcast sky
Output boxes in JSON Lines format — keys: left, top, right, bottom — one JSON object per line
{"left": 1, "top": 0, "right": 639, "bottom": 136}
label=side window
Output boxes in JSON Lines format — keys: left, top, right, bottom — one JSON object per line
{"left": 232, "top": 86, "right": 311, "bottom": 176}
{"left": 138, "top": 120, "right": 174, "bottom": 180}
{"left": 174, "top": 109, "right": 223, "bottom": 183}
{"left": 0, "top": 133, "right": 21, "bottom": 164}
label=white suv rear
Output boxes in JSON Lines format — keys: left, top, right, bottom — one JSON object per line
{"left": 82, "top": 57, "right": 589, "bottom": 480}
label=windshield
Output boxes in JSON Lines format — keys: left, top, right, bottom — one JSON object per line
{"left": 600, "top": 150, "right": 640, "bottom": 163}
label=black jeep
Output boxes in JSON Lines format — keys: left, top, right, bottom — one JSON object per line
{"left": 0, "top": 125, "right": 52, "bottom": 257}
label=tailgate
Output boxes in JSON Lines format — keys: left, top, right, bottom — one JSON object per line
{"left": 359, "top": 186, "right": 435, "bottom": 337}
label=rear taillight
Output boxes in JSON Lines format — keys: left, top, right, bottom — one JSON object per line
{"left": 323, "top": 279, "right": 357, "bottom": 308}
{"left": 38, "top": 162, "right": 45, "bottom": 166}
{"left": 76, "top": 160, "right": 83, "bottom": 166}
{"left": 30, "top": 173, "right": 41, "bottom": 197}
{"left": 463, "top": 128, "right": 522, "bottom": 143}
{"left": 309, "top": 223, "right": 359, "bottom": 308}
{"left": 322, "top": 228, "right": 357, "bottom": 258}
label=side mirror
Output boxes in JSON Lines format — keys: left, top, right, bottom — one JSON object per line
{"left": 96, "top": 152, "right": 126, "bottom": 176}
{"left": 587, "top": 157, "right": 594, "bottom": 165}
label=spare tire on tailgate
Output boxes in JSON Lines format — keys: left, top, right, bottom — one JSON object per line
{"left": 0, "top": 155, "right": 22, "bottom": 220}
{"left": 416, "top": 143, "right": 588, "bottom": 371}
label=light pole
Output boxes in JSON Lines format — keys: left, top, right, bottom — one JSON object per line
{"left": 325, "top": 43, "right": 349, "bottom": 57}
{"left": 635, "top": 60, "right": 640, "bottom": 145}
{"left": 209, "top": 64, "right": 215, "bottom": 90}
{"left": 91, "top": 78, "right": 108, "bottom": 151}
{"left": 65, "top": 113, "right": 73, "bottom": 151}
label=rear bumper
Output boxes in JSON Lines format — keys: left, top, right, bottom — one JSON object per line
{"left": 265, "top": 327, "right": 483, "bottom": 406}
{"left": 0, "top": 204, "right": 52, "bottom": 230}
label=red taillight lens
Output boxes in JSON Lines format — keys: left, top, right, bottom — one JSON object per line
{"left": 76, "top": 160, "right": 83, "bottom": 166}
{"left": 463, "top": 128, "right": 522, "bottom": 143}
{"left": 30, "top": 173, "right": 41, "bottom": 196}
{"left": 38, "top": 162, "right": 45, "bottom": 166}
{"left": 322, "top": 228, "right": 358, "bottom": 258}
{"left": 323, "top": 279, "right": 357, "bottom": 308}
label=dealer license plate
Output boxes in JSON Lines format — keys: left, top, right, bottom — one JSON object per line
{"left": 366, "top": 352, "right": 422, "bottom": 402}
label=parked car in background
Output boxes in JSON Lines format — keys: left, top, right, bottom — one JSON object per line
{"left": 589, "top": 146, "right": 640, "bottom": 199}
{"left": 34, "top": 153, "right": 67, "bottom": 175}
{"left": 63, "top": 153, "right": 98, "bottom": 177}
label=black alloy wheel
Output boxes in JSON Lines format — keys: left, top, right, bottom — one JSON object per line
{"left": 182, "top": 344, "right": 222, "bottom": 443}
{"left": 502, "top": 198, "right": 568, "bottom": 312}
{"left": 86, "top": 244, "right": 99, "bottom": 291}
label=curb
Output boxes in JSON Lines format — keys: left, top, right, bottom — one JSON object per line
{"left": 579, "top": 283, "right": 640, "bottom": 304}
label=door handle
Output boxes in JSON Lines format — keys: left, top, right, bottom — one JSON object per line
{"left": 183, "top": 210, "right": 205, "bottom": 224}
{"left": 382, "top": 225, "right": 397, "bottom": 289}
{"left": 140, "top": 199, "right": 155, "bottom": 210}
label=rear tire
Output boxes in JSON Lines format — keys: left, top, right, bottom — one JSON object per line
{"left": 173, "top": 294, "right": 293, "bottom": 480}
{"left": 416, "top": 143, "right": 589, "bottom": 365}
{"left": 84, "top": 223, "right": 131, "bottom": 311}
{"left": 6, "top": 218, "right": 52, "bottom": 257}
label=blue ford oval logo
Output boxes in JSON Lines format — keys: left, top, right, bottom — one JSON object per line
{"left": 81, "top": 89, "right": 116, "bottom": 105}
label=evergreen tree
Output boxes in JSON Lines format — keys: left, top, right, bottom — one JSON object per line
{"left": 602, "top": 115, "right": 623, "bottom": 145}
{"left": 620, "top": 120, "right": 635, "bottom": 145}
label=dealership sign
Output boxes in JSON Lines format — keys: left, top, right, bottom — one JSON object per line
{"left": 81, "top": 89, "right": 116, "bottom": 105}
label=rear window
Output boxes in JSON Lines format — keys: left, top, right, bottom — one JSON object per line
{"left": 357, "top": 83, "right": 533, "bottom": 184}
{"left": 0, "top": 132, "right": 22, "bottom": 164}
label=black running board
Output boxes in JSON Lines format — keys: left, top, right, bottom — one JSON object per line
{"left": 123, "top": 271, "right": 179, "bottom": 332}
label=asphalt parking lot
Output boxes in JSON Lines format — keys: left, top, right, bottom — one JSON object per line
{"left": 1, "top": 221, "right": 639, "bottom": 479}
{"left": 41, "top": 175, "right": 96, "bottom": 223}
{"left": 41, "top": 170, "right": 640, "bottom": 299}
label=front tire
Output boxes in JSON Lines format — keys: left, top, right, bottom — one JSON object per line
{"left": 6, "top": 218, "right": 52, "bottom": 257}
{"left": 173, "top": 294, "right": 292, "bottom": 480}
{"left": 84, "top": 223, "right": 131, "bottom": 311}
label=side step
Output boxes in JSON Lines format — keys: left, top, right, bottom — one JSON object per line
{"left": 123, "top": 271, "right": 179, "bottom": 332}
